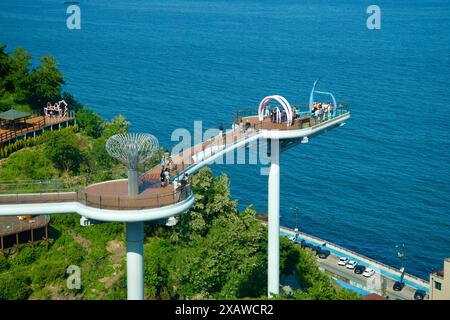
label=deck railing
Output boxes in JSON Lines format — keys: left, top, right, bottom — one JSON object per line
{"left": 0, "top": 185, "right": 192, "bottom": 211}
{"left": 236, "top": 102, "right": 349, "bottom": 131}
{"left": 0, "top": 111, "right": 76, "bottom": 145}
{"left": 0, "top": 215, "right": 50, "bottom": 237}
{"left": 143, "top": 103, "right": 349, "bottom": 182}
{"left": 280, "top": 226, "right": 429, "bottom": 289}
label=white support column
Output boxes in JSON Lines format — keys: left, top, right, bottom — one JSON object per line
{"left": 268, "top": 138, "right": 280, "bottom": 297}
{"left": 126, "top": 221, "right": 144, "bottom": 300}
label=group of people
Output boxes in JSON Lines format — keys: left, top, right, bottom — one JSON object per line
{"left": 312, "top": 102, "right": 334, "bottom": 122}
{"left": 160, "top": 166, "right": 171, "bottom": 187}
{"left": 263, "top": 105, "right": 304, "bottom": 124}
{"left": 262, "top": 103, "right": 335, "bottom": 125}
{"left": 160, "top": 153, "right": 173, "bottom": 187}
{"left": 160, "top": 153, "right": 190, "bottom": 190}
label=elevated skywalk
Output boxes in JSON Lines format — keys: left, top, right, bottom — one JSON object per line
{"left": 0, "top": 101, "right": 349, "bottom": 216}
{"left": 0, "top": 86, "right": 351, "bottom": 299}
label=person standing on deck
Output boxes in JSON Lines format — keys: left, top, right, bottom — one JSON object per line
{"left": 163, "top": 168, "right": 170, "bottom": 187}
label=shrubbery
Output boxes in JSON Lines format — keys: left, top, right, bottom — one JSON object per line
{"left": 0, "top": 255, "right": 8, "bottom": 272}
{"left": 30, "top": 260, "right": 67, "bottom": 289}
{"left": 0, "top": 273, "right": 32, "bottom": 300}
{"left": 10, "top": 246, "right": 36, "bottom": 268}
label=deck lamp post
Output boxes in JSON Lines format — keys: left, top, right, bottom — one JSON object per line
{"left": 106, "top": 133, "right": 159, "bottom": 300}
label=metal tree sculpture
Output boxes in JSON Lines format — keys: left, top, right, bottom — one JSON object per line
{"left": 106, "top": 133, "right": 159, "bottom": 196}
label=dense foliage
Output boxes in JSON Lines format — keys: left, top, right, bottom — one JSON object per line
{"left": 0, "top": 45, "right": 70, "bottom": 112}
{"left": 141, "top": 168, "right": 360, "bottom": 300}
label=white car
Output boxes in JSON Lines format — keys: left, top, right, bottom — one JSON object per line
{"left": 363, "top": 268, "right": 376, "bottom": 277}
{"left": 338, "top": 257, "right": 349, "bottom": 266}
{"left": 346, "top": 260, "right": 358, "bottom": 269}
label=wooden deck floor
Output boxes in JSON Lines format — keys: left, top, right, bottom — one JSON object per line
{"left": 0, "top": 115, "right": 74, "bottom": 145}
{"left": 0, "top": 215, "right": 49, "bottom": 237}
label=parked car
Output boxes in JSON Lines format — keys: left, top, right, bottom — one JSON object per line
{"left": 414, "top": 289, "right": 426, "bottom": 300}
{"left": 354, "top": 265, "right": 366, "bottom": 274}
{"left": 338, "top": 257, "right": 349, "bottom": 266}
{"left": 362, "top": 268, "right": 375, "bottom": 277}
{"left": 393, "top": 281, "right": 405, "bottom": 291}
{"left": 346, "top": 260, "right": 358, "bottom": 269}
{"left": 317, "top": 249, "right": 331, "bottom": 259}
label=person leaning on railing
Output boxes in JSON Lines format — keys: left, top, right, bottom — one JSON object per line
{"left": 174, "top": 173, "right": 191, "bottom": 200}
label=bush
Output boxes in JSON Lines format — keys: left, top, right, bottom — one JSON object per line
{"left": 10, "top": 246, "right": 36, "bottom": 268}
{"left": 0, "top": 273, "right": 32, "bottom": 300}
{"left": 0, "top": 255, "right": 9, "bottom": 272}
{"left": 43, "top": 128, "right": 83, "bottom": 173}
{"left": 76, "top": 108, "right": 102, "bottom": 138}
{"left": 31, "top": 260, "right": 66, "bottom": 289}
{"left": 0, "top": 137, "right": 39, "bottom": 159}
{"left": 64, "top": 241, "right": 86, "bottom": 265}
{"left": 0, "top": 148, "right": 55, "bottom": 180}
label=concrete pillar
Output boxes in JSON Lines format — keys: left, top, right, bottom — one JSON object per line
{"left": 268, "top": 138, "right": 280, "bottom": 297}
{"left": 126, "top": 166, "right": 143, "bottom": 300}
{"left": 128, "top": 169, "right": 139, "bottom": 197}
{"left": 126, "top": 221, "right": 144, "bottom": 300}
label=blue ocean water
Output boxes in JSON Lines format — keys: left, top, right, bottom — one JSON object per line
{"left": 1, "top": 0, "right": 449, "bottom": 279}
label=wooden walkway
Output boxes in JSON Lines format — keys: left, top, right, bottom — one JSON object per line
{"left": 0, "top": 215, "right": 49, "bottom": 253}
{"left": 0, "top": 113, "right": 75, "bottom": 145}
{"left": 0, "top": 215, "right": 49, "bottom": 237}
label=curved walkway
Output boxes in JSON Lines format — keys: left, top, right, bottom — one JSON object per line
{"left": 0, "top": 105, "right": 349, "bottom": 212}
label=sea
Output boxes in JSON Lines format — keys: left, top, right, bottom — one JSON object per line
{"left": 0, "top": 0, "right": 449, "bottom": 280}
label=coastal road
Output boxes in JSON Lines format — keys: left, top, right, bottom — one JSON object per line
{"left": 316, "top": 252, "right": 420, "bottom": 300}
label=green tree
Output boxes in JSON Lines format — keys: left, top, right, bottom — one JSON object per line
{"left": 0, "top": 45, "right": 11, "bottom": 79}
{"left": 6, "top": 48, "right": 32, "bottom": 102}
{"left": 102, "top": 115, "right": 129, "bottom": 138}
{"left": 0, "top": 148, "right": 56, "bottom": 181}
{"left": 30, "top": 260, "right": 66, "bottom": 290}
{"left": 0, "top": 255, "right": 9, "bottom": 273}
{"left": 28, "top": 55, "right": 64, "bottom": 109}
{"left": 76, "top": 108, "right": 103, "bottom": 138}
{"left": 43, "top": 129, "right": 83, "bottom": 173}
{"left": 0, "top": 273, "right": 32, "bottom": 300}
{"left": 10, "top": 246, "right": 36, "bottom": 267}
{"left": 176, "top": 168, "right": 238, "bottom": 239}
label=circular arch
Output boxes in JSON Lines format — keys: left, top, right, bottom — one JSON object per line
{"left": 258, "top": 95, "right": 293, "bottom": 126}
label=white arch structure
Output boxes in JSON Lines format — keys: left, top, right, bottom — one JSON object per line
{"left": 258, "top": 95, "right": 293, "bottom": 126}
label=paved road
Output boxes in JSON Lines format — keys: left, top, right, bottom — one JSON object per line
{"left": 316, "top": 251, "right": 421, "bottom": 300}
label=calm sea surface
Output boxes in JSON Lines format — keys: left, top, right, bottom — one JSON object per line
{"left": 1, "top": 0, "right": 449, "bottom": 279}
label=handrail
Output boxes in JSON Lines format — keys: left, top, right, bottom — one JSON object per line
{"left": 0, "top": 113, "right": 75, "bottom": 145}
{"left": 0, "top": 185, "right": 193, "bottom": 211}
{"left": 280, "top": 226, "right": 429, "bottom": 288}
{"left": 170, "top": 104, "right": 350, "bottom": 179}
{"left": 0, "top": 214, "right": 50, "bottom": 237}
